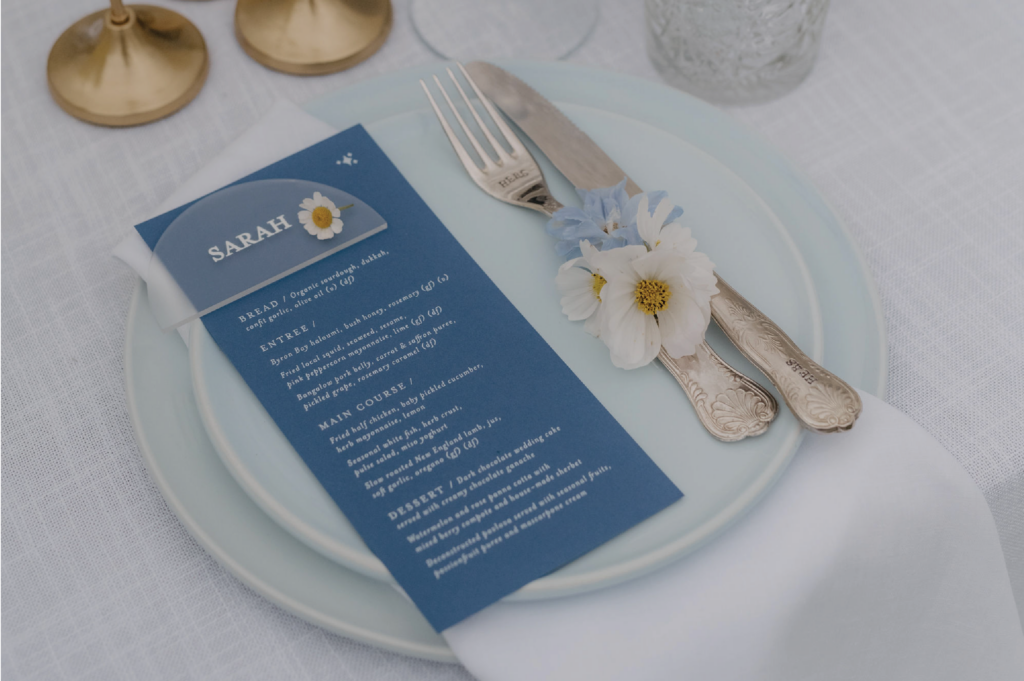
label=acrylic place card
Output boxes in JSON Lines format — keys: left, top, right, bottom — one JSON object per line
{"left": 136, "top": 125, "right": 683, "bottom": 631}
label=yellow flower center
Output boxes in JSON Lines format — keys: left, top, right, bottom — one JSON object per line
{"left": 311, "top": 206, "right": 334, "bottom": 229}
{"left": 634, "top": 279, "right": 672, "bottom": 315}
{"left": 591, "top": 273, "right": 607, "bottom": 301}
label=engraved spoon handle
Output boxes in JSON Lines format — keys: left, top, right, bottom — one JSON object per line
{"left": 658, "top": 344, "right": 778, "bottom": 442}
{"left": 710, "top": 277, "right": 862, "bottom": 433}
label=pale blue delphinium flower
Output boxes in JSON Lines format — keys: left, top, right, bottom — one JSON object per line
{"left": 545, "top": 179, "right": 683, "bottom": 259}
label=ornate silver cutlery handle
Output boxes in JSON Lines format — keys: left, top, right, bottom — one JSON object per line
{"left": 711, "top": 278, "right": 861, "bottom": 433}
{"left": 658, "top": 345, "right": 777, "bottom": 442}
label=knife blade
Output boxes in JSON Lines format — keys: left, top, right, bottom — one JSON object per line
{"left": 460, "top": 65, "right": 642, "bottom": 197}
{"left": 466, "top": 61, "right": 861, "bottom": 433}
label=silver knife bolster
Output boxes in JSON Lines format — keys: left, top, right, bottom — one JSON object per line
{"left": 710, "top": 278, "right": 861, "bottom": 433}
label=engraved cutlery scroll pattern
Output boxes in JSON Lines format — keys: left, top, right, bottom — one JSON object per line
{"left": 659, "top": 344, "right": 777, "bottom": 442}
{"left": 712, "top": 279, "right": 860, "bottom": 432}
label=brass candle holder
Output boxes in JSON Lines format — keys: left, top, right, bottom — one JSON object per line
{"left": 235, "top": 0, "right": 392, "bottom": 75}
{"left": 47, "top": 1, "right": 209, "bottom": 126}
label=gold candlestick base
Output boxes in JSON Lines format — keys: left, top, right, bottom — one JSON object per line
{"left": 47, "top": 5, "right": 209, "bottom": 127}
{"left": 235, "top": 0, "right": 392, "bottom": 75}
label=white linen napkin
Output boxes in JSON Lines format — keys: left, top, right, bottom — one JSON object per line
{"left": 445, "top": 391, "right": 1024, "bottom": 680}
{"left": 115, "top": 101, "right": 1024, "bottom": 680}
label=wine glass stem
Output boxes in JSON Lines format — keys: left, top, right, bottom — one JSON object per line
{"left": 109, "top": 0, "right": 130, "bottom": 24}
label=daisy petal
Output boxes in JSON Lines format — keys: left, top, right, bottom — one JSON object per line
{"left": 558, "top": 256, "right": 585, "bottom": 273}
{"left": 583, "top": 305, "right": 604, "bottom": 337}
{"left": 629, "top": 250, "right": 685, "bottom": 282}
{"left": 597, "top": 245, "right": 646, "bottom": 278}
{"left": 656, "top": 224, "right": 697, "bottom": 254}
{"left": 562, "top": 291, "right": 599, "bottom": 321}
{"left": 660, "top": 293, "right": 708, "bottom": 358}
{"left": 634, "top": 195, "right": 658, "bottom": 245}
{"left": 601, "top": 285, "right": 652, "bottom": 368}
{"left": 640, "top": 314, "right": 662, "bottom": 365}
{"left": 607, "top": 310, "right": 659, "bottom": 369}
{"left": 679, "top": 251, "right": 718, "bottom": 291}
{"left": 650, "top": 198, "right": 674, "bottom": 233}
{"left": 578, "top": 239, "right": 601, "bottom": 266}
{"left": 556, "top": 260, "right": 601, "bottom": 318}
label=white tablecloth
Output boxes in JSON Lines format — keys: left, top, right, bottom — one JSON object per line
{"left": 3, "top": 0, "right": 1022, "bottom": 679}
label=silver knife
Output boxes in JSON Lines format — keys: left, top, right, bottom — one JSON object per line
{"left": 466, "top": 61, "right": 861, "bottom": 433}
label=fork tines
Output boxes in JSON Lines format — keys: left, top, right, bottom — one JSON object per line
{"left": 420, "top": 63, "right": 524, "bottom": 170}
{"left": 420, "top": 64, "right": 556, "bottom": 213}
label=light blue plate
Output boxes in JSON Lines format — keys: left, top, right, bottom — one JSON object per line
{"left": 126, "top": 61, "right": 885, "bottom": 659}
{"left": 192, "top": 97, "right": 821, "bottom": 598}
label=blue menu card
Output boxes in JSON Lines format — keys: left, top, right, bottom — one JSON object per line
{"left": 136, "top": 125, "right": 683, "bottom": 631}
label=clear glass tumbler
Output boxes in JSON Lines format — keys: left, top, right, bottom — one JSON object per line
{"left": 646, "top": 0, "right": 831, "bottom": 105}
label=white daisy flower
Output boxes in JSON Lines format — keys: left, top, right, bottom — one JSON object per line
{"left": 634, "top": 194, "right": 720, "bottom": 321}
{"left": 298, "top": 192, "right": 345, "bottom": 240}
{"left": 600, "top": 249, "right": 716, "bottom": 369}
{"left": 555, "top": 240, "right": 644, "bottom": 337}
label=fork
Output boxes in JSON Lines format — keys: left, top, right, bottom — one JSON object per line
{"left": 420, "top": 65, "right": 778, "bottom": 442}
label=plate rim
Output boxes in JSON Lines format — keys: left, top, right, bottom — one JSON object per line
{"left": 190, "top": 321, "right": 389, "bottom": 578}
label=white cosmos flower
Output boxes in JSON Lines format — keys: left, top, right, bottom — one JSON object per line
{"left": 633, "top": 194, "right": 719, "bottom": 321}
{"left": 556, "top": 240, "right": 645, "bottom": 337}
{"left": 553, "top": 190, "right": 717, "bottom": 370}
{"left": 600, "top": 247, "right": 717, "bottom": 370}
{"left": 298, "top": 192, "right": 344, "bottom": 240}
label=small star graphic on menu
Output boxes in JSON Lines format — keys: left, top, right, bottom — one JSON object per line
{"left": 336, "top": 153, "right": 358, "bottom": 166}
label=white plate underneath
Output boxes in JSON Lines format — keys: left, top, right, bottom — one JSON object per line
{"left": 125, "top": 61, "right": 885, "bottom": 660}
